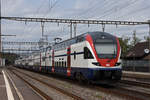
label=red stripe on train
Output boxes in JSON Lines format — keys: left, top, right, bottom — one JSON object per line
{"left": 67, "top": 47, "right": 71, "bottom": 76}
{"left": 52, "top": 50, "right": 55, "bottom": 72}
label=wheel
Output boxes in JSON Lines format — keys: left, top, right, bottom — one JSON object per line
{"left": 75, "top": 72, "right": 89, "bottom": 84}
{"left": 75, "top": 72, "right": 82, "bottom": 83}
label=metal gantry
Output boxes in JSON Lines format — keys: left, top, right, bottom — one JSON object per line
{"left": 2, "top": 41, "right": 50, "bottom": 45}
{"left": 2, "top": 41, "right": 50, "bottom": 57}
{"left": 0, "top": 0, "right": 1, "bottom": 65}
{"left": 1, "top": 16, "right": 149, "bottom": 25}
{"left": 3, "top": 48, "right": 39, "bottom": 52}
{"left": 2, "top": 16, "right": 150, "bottom": 39}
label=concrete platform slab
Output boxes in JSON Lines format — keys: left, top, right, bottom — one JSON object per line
{"left": 0, "top": 68, "right": 8, "bottom": 100}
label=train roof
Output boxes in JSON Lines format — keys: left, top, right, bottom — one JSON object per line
{"left": 54, "top": 31, "right": 116, "bottom": 45}
{"left": 88, "top": 31, "right": 117, "bottom": 42}
{"left": 52, "top": 31, "right": 117, "bottom": 51}
{"left": 88, "top": 31, "right": 115, "bottom": 37}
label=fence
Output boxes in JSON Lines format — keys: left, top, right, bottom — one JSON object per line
{"left": 122, "top": 60, "right": 150, "bottom": 72}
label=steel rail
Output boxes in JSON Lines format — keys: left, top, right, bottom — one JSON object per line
{"left": 119, "top": 80, "right": 150, "bottom": 88}
{"left": 12, "top": 68, "right": 84, "bottom": 100}
{"left": 9, "top": 69, "right": 53, "bottom": 100}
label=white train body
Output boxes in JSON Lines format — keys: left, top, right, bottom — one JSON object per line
{"left": 15, "top": 32, "right": 122, "bottom": 82}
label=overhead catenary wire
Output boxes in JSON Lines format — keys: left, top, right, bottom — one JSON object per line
{"left": 23, "top": 0, "right": 46, "bottom": 33}
{"left": 24, "top": 0, "right": 59, "bottom": 39}
{"left": 76, "top": 0, "right": 147, "bottom": 38}
{"left": 76, "top": 0, "right": 117, "bottom": 19}
{"left": 3, "top": 1, "right": 150, "bottom": 42}
{"left": 73, "top": 0, "right": 138, "bottom": 35}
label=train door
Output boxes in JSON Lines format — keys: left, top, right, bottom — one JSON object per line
{"left": 52, "top": 50, "right": 55, "bottom": 72}
{"left": 67, "top": 47, "right": 71, "bottom": 76}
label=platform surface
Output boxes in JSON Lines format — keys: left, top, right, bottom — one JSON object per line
{"left": 0, "top": 67, "right": 8, "bottom": 100}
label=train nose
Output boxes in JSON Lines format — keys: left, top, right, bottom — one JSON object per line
{"left": 97, "top": 59, "right": 116, "bottom": 67}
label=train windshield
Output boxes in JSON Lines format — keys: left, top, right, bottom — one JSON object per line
{"left": 95, "top": 43, "right": 117, "bottom": 59}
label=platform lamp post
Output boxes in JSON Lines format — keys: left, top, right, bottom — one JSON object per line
{"left": 0, "top": 0, "right": 2, "bottom": 66}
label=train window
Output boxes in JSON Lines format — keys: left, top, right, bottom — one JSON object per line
{"left": 65, "top": 61, "right": 67, "bottom": 67}
{"left": 55, "top": 62, "right": 56, "bottom": 66}
{"left": 74, "top": 51, "right": 76, "bottom": 60}
{"left": 42, "top": 57, "right": 46, "bottom": 61}
{"left": 60, "top": 62, "right": 61, "bottom": 67}
{"left": 84, "top": 47, "right": 94, "bottom": 59}
{"left": 49, "top": 55, "right": 51, "bottom": 60}
{"left": 59, "top": 62, "right": 61, "bottom": 67}
{"left": 77, "top": 37, "right": 85, "bottom": 43}
{"left": 62, "top": 61, "right": 64, "bottom": 67}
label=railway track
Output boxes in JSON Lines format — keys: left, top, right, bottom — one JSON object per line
{"left": 94, "top": 78, "right": 150, "bottom": 100}
{"left": 91, "top": 83, "right": 150, "bottom": 100}
{"left": 9, "top": 68, "right": 84, "bottom": 100}
{"left": 10, "top": 67, "right": 150, "bottom": 100}
{"left": 119, "top": 79, "right": 150, "bottom": 88}
{"left": 96, "top": 79, "right": 150, "bottom": 100}
{"left": 8, "top": 69, "right": 53, "bottom": 100}
{"left": 122, "top": 75, "right": 150, "bottom": 83}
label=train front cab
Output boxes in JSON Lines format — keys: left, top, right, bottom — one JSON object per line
{"left": 84, "top": 32, "right": 122, "bottom": 82}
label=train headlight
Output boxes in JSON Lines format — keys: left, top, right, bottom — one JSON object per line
{"left": 92, "top": 62, "right": 101, "bottom": 66}
{"left": 115, "top": 62, "right": 121, "bottom": 66}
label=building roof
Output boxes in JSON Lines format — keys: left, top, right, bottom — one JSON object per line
{"left": 125, "top": 41, "right": 150, "bottom": 59}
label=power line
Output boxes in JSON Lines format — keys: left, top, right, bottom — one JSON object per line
{"left": 93, "top": 0, "right": 136, "bottom": 19}
{"left": 76, "top": 0, "right": 116, "bottom": 19}
{"left": 75, "top": 0, "right": 143, "bottom": 35}
{"left": 26, "top": 0, "right": 59, "bottom": 39}
{"left": 117, "top": 4, "right": 150, "bottom": 20}
{"left": 72, "top": 0, "right": 132, "bottom": 33}
{"left": 24, "top": 0, "right": 51, "bottom": 37}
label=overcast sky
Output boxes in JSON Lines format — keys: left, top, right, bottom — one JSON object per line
{"left": 1, "top": 0, "right": 150, "bottom": 44}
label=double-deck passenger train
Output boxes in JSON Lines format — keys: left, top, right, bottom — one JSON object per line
{"left": 15, "top": 31, "right": 122, "bottom": 83}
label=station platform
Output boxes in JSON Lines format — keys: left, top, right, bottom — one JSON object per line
{"left": 0, "top": 68, "right": 8, "bottom": 100}
{"left": 123, "top": 71, "right": 150, "bottom": 79}
{"left": 0, "top": 67, "right": 42, "bottom": 100}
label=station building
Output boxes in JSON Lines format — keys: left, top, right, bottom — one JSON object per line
{"left": 125, "top": 41, "right": 150, "bottom": 60}
{"left": 122, "top": 41, "right": 150, "bottom": 72}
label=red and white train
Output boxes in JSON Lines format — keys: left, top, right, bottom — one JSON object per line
{"left": 15, "top": 31, "right": 122, "bottom": 83}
